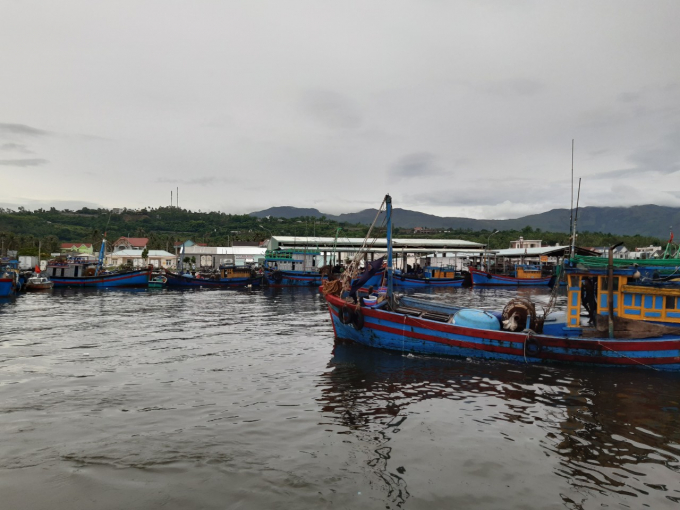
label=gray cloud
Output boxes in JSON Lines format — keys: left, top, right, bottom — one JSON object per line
{"left": 0, "top": 158, "right": 48, "bottom": 167}
{"left": 0, "top": 143, "right": 33, "bottom": 154}
{"left": 0, "top": 123, "right": 51, "bottom": 137}
{"left": 300, "top": 90, "right": 362, "bottom": 130}
{"left": 479, "top": 79, "right": 544, "bottom": 97}
{"left": 157, "top": 176, "right": 224, "bottom": 186}
{"left": 390, "top": 152, "right": 446, "bottom": 179}
{"left": 591, "top": 128, "right": 680, "bottom": 179}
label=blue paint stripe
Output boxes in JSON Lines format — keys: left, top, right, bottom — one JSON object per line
{"left": 624, "top": 309, "right": 641, "bottom": 315}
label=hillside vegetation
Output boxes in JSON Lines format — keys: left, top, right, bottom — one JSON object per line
{"left": 0, "top": 206, "right": 667, "bottom": 257}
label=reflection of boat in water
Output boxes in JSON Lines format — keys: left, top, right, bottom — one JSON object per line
{"left": 320, "top": 341, "right": 680, "bottom": 508}
{"left": 321, "top": 195, "right": 680, "bottom": 371}
{"left": 393, "top": 268, "right": 464, "bottom": 288}
{"left": 25, "top": 275, "right": 54, "bottom": 291}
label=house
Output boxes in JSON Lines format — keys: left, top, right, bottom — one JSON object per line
{"left": 509, "top": 238, "right": 542, "bottom": 249}
{"left": 61, "top": 243, "right": 93, "bottom": 255}
{"left": 593, "top": 246, "right": 630, "bottom": 259}
{"left": 107, "top": 249, "right": 177, "bottom": 269}
{"left": 173, "top": 240, "right": 207, "bottom": 255}
{"left": 631, "top": 245, "right": 663, "bottom": 259}
{"left": 413, "top": 227, "right": 434, "bottom": 234}
{"left": 112, "top": 237, "right": 148, "bottom": 252}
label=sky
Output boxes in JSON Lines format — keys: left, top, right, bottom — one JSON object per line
{"left": 1, "top": 1, "right": 679, "bottom": 220}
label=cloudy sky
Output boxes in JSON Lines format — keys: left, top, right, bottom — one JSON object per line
{"left": 1, "top": 1, "right": 679, "bottom": 219}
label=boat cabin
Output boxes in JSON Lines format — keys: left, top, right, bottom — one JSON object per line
{"left": 264, "top": 249, "right": 321, "bottom": 272}
{"left": 514, "top": 264, "right": 544, "bottom": 279}
{"left": 45, "top": 257, "right": 99, "bottom": 278}
{"left": 565, "top": 267, "right": 680, "bottom": 328}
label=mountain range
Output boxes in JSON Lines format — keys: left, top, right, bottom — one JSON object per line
{"left": 250, "top": 205, "right": 679, "bottom": 239}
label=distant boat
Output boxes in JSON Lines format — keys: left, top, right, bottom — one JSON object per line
{"left": 394, "top": 267, "right": 465, "bottom": 287}
{"left": 25, "top": 275, "right": 54, "bottom": 291}
{"left": 468, "top": 265, "right": 553, "bottom": 286}
{"left": 264, "top": 248, "right": 324, "bottom": 286}
{"left": 45, "top": 239, "right": 150, "bottom": 288}
{"left": 320, "top": 194, "right": 680, "bottom": 372}
{"left": 165, "top": 264, "right": 262, "bottom": 289}
{"left": 148, "top": 275, "right": 167, "bottom": 289}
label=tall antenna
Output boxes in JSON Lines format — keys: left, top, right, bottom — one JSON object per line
{"left": 171, "top": 190, "right": 173, "bottom": 207}
{"left": 571, "top": 178, "right": 581, "bottom": 257}
{"left": 177, "top": 187, "right": 179, "bottom": 209}
{"left": 569, "top": 139, "right": 574, "bottom": 257}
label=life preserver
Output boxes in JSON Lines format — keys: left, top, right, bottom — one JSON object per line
{"left": 272, "top": 270, "right": 283, "bottom": 283}
{"left": 85, "top": 268, "right": 96, "bottom": 277}
{"left": 525, "top": 338, "right": 541, "bottom": 355}
{"left": 352, "top": 308, "right": 364, "bottom": 330}
{"left": 340, "top": 306, "right": 354, "bottom": 325}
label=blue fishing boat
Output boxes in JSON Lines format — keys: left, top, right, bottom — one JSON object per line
{"left": 469, "top": 265, "right": 552, "bottom": 286}
{"left": 45, "top": 239, "right": 150, "bottom": 288}
{"left": 264, "top": 248, "right": 325, "bottom": 286}
{"left": 321, "top": 195, "right": 680, "bottom": 371}
{"left": 394, "top": 267, "right": 465, "bottom": 287}
{"left": 0, "top": 259, "right": 21, "bottom": 297}
{"left": 165, "top": 264, "right": 262, "bottom": 289}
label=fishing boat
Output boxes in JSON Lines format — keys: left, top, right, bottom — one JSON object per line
{"left": 148, "top": 275, "right": 167, "bottom": 289}
{"left": 468, "top": 265, "right": 553, "bottom": 286}
{"left": 263, "top": 248, "right": 325, "bottom": 286}
{"left": 45, "top": 239, "right": 150, "bottom": 287}
{"left": 394, "top": 266, "right": 465, "bottom": 287}
{"left": 165, "top": 263, "right": 262, "bottom": 289}
{"left": 320, "top": 195, "right": 680, "bottom": 371}
{"left": 0, "top": 259, "right": 21, "bottom": 297}
{"left": 25, "top": 275, "right": 54, "bottom": 291}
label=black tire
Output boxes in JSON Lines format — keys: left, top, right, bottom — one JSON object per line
{"left": 525, "top": 338, "right": 541, "bottom": 356}
{"left": 352, "top": 308, "right": 364, "bottom": 330}
{"left": 340, "top": 306, "right": 354, "bottom": 325}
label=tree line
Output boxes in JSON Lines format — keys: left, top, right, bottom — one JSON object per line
{"left": 0, "top": 206, "right": 667, "bottom": 257}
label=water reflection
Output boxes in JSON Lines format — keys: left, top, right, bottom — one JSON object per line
{"left": 317, "top": 341, "right": 680, "bottom": 508}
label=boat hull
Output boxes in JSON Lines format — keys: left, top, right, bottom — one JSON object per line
{"left": 265, "top": 270, "right": 323, "bottom": 287}
{"left": 51, "top": 269, "right": 150, "bottom": 288}
{"left": 323, "top": 293, "right": 680, "bottom": 371}
{"left": 0, "top": 278, "right": 17, "bottom": 297}
{"left": 469, "top": 267, "right": 552, "bottom": 286}
{"left": 165, "top": 272, "right": 261, "bottom": 288}
{"left": 393, "top": 275, "right": 464, "bottom": 287}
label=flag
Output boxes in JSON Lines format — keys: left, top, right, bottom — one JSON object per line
{"left": 35, "top": 265, "right": 40, "bottom": 273}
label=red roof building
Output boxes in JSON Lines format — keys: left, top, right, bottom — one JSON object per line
{"left": 112, "top": 237, "right": 148, "bottom": 251}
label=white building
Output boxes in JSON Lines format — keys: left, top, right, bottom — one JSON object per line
{"left": 107, "top": 249, "right": 177, "bottom": 269}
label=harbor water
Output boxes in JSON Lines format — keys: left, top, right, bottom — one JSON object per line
{"left": 1, "top": 286, "right": 679, "bottom": 509}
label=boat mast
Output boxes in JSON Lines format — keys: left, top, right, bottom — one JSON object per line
{"left": 571, "top": 178, "right": 581, "bottom": 258}
{"left": 95, "top": 237, "right": 106, "bottom": 276}
{"left": 569, "top": 139, "right": 574, "bottom": 259}
{"left": 386, "top": 194, "right": 394, "bottom": 305}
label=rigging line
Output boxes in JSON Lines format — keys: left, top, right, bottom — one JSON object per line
{"left": 596, "top": 341, "right": 660, "bottom": 371}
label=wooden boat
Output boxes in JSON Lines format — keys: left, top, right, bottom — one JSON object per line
{"left": 165, "top": 264, "right": 261, "bottom": 288}
{"left": 468, "top": 265, "right": 553, "bottom": 286}
{"left": 25, "top": 275, "right": 54, "bottom": 291}
{"left": 0, "top": 259, "right": 21, "bottom": 297}
{"left": 394, "top": 267, "right": 465, "bottom": 287}
{"left": 46, "top": 239, "right": 150, "bottom": 288}
{"left": 264, "top": 248, "right": 324, "bottom": 286}
{"left": 320, "top": 194, "right": 680, "bottom": 371}
{"left": 148, "top": 275, "right": 167, "bottom": 288}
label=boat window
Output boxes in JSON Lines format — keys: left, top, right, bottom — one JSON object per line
{"left": 600, "top": 276, "right": 619, "bottom": 292}
{"left": 569, "top": 275, "right": 580, "bottom": 287}
{"left": 667, "top": 296, "right": 676, "bottom": 310}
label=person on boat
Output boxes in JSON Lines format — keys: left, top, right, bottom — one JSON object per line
{"left": 581, "top": 277, "right": 597, "bottom": 325}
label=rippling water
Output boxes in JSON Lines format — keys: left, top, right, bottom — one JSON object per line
{"left": 1, "top": 287, "right": 679, "bottom": 509}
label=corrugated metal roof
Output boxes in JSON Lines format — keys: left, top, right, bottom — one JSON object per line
{"left": 269, "top": 236, "right": 483, "bottom": 251}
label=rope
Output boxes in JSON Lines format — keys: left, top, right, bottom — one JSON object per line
{"left": 595, "top": 340, "right": 660, "bottom": 371}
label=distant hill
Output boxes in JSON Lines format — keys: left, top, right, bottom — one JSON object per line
{"left": 250, "top": 204, "right": 680, "bottom": 238}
